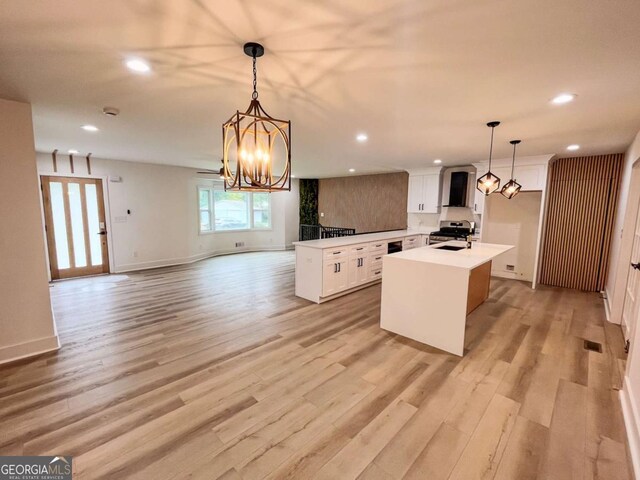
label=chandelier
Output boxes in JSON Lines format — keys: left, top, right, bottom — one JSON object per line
{"left": 500, "top": 140, "right": 522, "bottom": 199}
{"left": 476, "top": 121, "right": 501, "bottom": 195}
{"left": 221, "top": 42, "right": 291, "bottom": 192}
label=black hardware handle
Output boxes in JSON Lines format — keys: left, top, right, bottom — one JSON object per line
{"left": 337, "top": 263, "right": 341, "bottom": 273}
{"left": 97, "top": 230, "right": 107, "bottom": 235}
{"left": 334, "top": 263, "right": 337, "bottom": 273}
{"left": 632, "top": 262, "right": 640, "bottom": 271}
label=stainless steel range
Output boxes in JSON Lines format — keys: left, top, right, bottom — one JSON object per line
{"left": 428, "top": 220, "right": 475, "bottom": 245}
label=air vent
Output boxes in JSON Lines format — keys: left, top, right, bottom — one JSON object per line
{"left": 584, "top": 339, "right": 602, "bottom": 353}
{"left": 506, "top": 265, "right": 515, "bottom": 272}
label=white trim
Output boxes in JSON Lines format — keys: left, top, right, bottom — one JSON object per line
{"left": 621, "top": 376, "right": 640, "bottom": 480}
{"left": 604, "top": 291, "right": 612, "bottom": 322}
{"left": 114, "top": 245, "right": 290, "bottom": 273}
{"left": 0, "top": 334, "right": 60, "bottom": 365}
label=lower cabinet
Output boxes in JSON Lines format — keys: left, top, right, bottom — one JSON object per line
{"left": 348, "top": 254, "right": 369, "bottom": 288}
{"left": 323, "top": 258, "right": 348, "bottom": 296}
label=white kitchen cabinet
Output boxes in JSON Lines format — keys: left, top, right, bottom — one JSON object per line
{"left": 473, "top": 165, "right": 534, "bottom": 214}
{"left": 297, "top": 230, "right": 456, "bottom": 303}
{"left": 407, "top": 174, "right": 440, "bottom": 213}
{"left": 348, "top": 254, "right": 369, "bottom": 288}
{"left": 323, "top": 258, "right": 348, "bottom": 296}
{"left": 408, "top": 176, "right": 424, "bottom": 213}
{"left": 515, "top": 164, "right": 546, "bottom": 191}
{"left": 403, "top": 235, "right": 420, "bottom": 250}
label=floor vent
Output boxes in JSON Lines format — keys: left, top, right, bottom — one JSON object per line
{"left": 584, "top": 339, "right": 602, "bottom": 353}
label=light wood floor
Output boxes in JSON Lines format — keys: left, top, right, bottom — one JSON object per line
{"left": 0, "top": 251, "right": 633, "bottom": 479}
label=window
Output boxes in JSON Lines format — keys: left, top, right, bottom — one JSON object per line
{"left": 214, "top": 191, "right": 250, "bottom": 231}
{"left": 252, "top": 193, "right": 271, "bottom": 229}
{"left": 198, "top": 187, "right": 271, "bottom": 233}
{"left": 199, "top": 188, "right": 213, "bottom": 232}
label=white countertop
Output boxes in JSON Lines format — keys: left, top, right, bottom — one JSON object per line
{"left": 386, "top": 240, "right": 513, "bottom": 270}
{"left": 293, "top": 229, "right": 436, "bottom": 249}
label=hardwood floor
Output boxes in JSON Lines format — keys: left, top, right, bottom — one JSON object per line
{"left": 0, "top": 251, "right": 632, "bottom": 479}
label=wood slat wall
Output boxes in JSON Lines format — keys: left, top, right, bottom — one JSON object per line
{"left": 318, "top": 172, "right": 408, "bottom": 233}
{"left": 539, "top": 153, "right": 624, "bottom": 291}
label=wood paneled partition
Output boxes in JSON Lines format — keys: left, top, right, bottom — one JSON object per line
{"left": 539, "top": 154, "right": 624, "bottom": 291}
{"left": 318, "top": 172, "right": 408, "bottom": 233}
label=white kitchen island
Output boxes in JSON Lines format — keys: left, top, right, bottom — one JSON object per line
{"left": 293, "top": 229, "right": 435, "bottom": 303}
{"left": 380, "top": 240, "right": 513, "bottom": 356}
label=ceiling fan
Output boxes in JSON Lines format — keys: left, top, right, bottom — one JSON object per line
{"left": 197, "top": 159, "right": 224, "bottom": 178}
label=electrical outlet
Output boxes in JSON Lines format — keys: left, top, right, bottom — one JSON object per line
{"left": 235, "top": 241, "right": 245, "bottom": 248}
{"left": 320, "top": 212, "right": 324, "bottom": 217}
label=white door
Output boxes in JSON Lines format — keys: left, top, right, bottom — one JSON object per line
{"left": 408, "top": 175, "right": 424, "bottom": 212}
{"left": 348, "top": 256, "right": 360, "bottom": 289}
{"left": 356, "top": 256, "right": 369, "bottom": 284}
{"left": 335, "top": 259, "right": 349, "bottom": 291}
{"left": 422, "top": 174, "right": 440, "bottom": 213}
{"left": 323, "top": 261, "right": 339, "bottom": 297}
{"left": 622, "top": 209, "right": 640, "bottom": 340}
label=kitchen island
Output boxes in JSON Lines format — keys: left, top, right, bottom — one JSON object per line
{"left": 293, "top": 229, "right": 435, "bottom": 303}
{"left": 380, "top": 240, "right": 513, "bottom": 356}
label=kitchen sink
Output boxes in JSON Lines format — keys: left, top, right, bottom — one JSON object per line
{"left": 435, "top": 245, "right": 467, "bottom": 251}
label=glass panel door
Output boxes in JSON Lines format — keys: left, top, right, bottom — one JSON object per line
{"left": 41, "top": 176, "right": 110, "bottom": 279}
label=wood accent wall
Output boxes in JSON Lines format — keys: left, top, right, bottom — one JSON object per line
{"left": 539, "top": 154, "right": 624, "bottom": 291}
{"left": 318, "top": 172, "right": 408, "bottom": 233}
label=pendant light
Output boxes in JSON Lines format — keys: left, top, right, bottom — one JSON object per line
{"left": 476, "top": 121, "right": 501, "bottom": 196}
{"left": 500, "top": 140, "right": 522, "bottom": 199}
{"left": 221, "top": 42, "right": 291, "bottom": 192}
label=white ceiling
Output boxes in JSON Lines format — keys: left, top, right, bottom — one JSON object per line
{"left": 1, "top": 0, "right": 640, "bottom": 177}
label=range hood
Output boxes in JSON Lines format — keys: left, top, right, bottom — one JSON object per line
{"left": 440, "top": 206, "right": 475, "bottom": 222}
{"left": 443, "top": 171, "right": 469, "bottom": 207}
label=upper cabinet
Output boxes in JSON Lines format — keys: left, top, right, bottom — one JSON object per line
{"left": 407, "top": 168, "right": 442, "bottom": 213}
{"left": 514, "top": 165, "right": 547, "bottom": 191}
{"left": 472, "top": 156, "right": 552, "bottom": 214}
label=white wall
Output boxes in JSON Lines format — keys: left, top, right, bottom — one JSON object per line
{"left": 36, "top": 153, "right": 300, "bottom": 273}
{"left": 0, "top": 99, "right": 59, "bottom": 364}
{"left": 482, "top": 192, "right": 542, "bottom": 282}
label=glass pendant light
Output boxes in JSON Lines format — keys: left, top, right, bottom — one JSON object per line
{"left": 221, "top": 42, "right": 291, "bottom": 192}
{"left": 476, "top": 121, "right": 501, "bottom": 196}
{"left": 500, "top": 140, "right": 522, "bottom": 199}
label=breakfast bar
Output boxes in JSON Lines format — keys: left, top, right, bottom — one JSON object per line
{"left": 380, "top": 240, "right": 513, "bottom": 356}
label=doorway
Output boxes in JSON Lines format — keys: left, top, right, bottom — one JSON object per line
{"left": 621, "top": 187, "right": 640, "bottom": 340}
{"left": 41, "top": 176, "right": 110, "bottom": 280}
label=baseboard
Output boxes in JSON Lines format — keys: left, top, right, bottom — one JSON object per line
{"left": 621, "top": 376, "right": 640, "bottom": 479}
{"left": 604, "top": 295, "right": 612, "bottom": 323}
{"left": 0, "top": 334, "right": 60, "bottom": 365}
{"left": 114, "top": 245, "right": 291, "bottom": 273}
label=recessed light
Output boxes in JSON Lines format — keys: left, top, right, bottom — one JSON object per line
{"left": 81, "top": 124, "right": 99, "bottom": 132}
{"left": 348, "top": 168, "right": 356, "bottom": 173}
{"left": 125, "top": 58, "right": 151, "bottom": 73}
{"left": 567, "top": 144, "right": 580, "bottom": 151}
{"left": 68, "top": 149, "right": 79, "bottom": 154}
{"left": 433, "top": 159, "right": 442, "bottom": 164}
{"left": 356, "top": 133, "right": 368, "bottom": 143}
{"left": 551, "top": 93, "right": 576, "bottom": 105}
